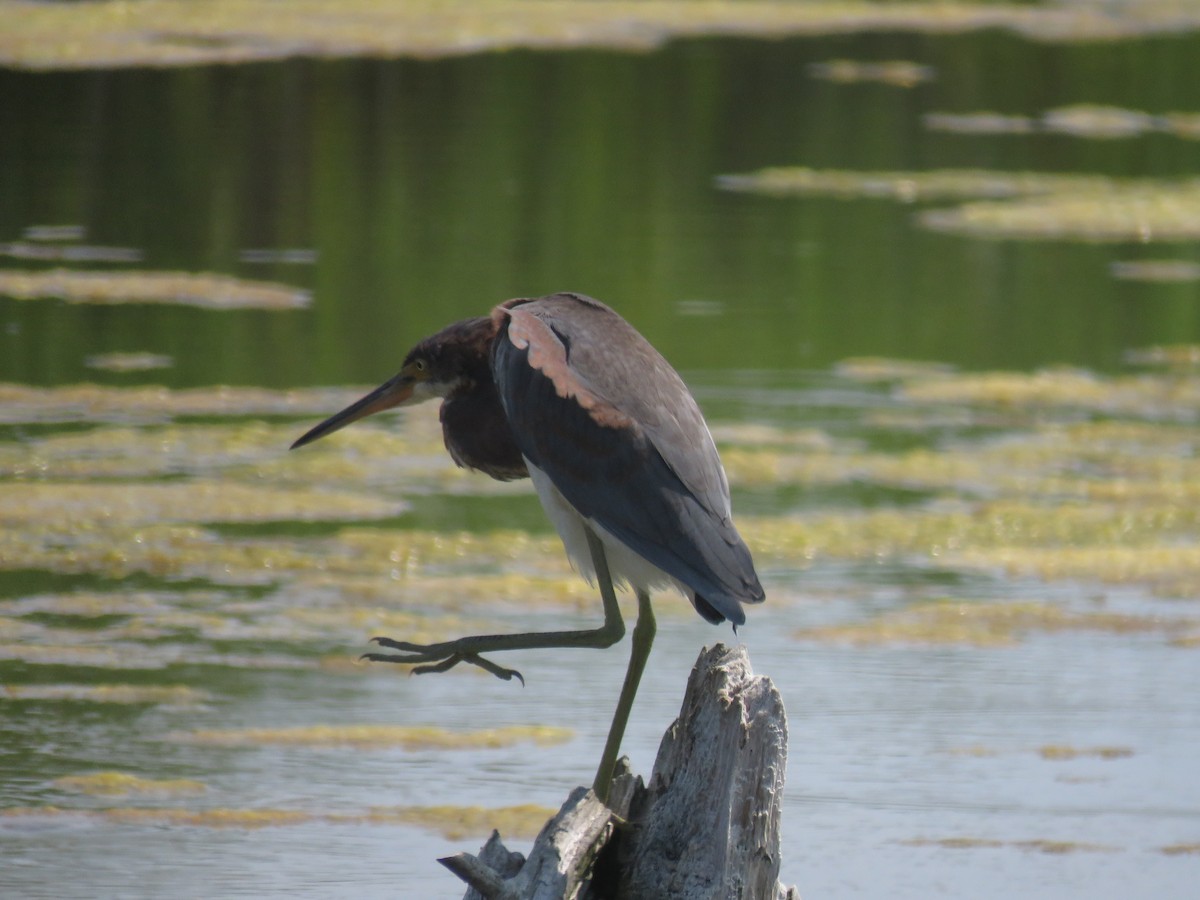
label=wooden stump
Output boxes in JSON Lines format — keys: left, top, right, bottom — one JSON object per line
{"left": 441, "top": 643, "right": 798, "bottom": 900}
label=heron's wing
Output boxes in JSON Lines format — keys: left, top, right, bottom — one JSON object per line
{"left": 491, "top": 294, "right": 763, "bottom": 622}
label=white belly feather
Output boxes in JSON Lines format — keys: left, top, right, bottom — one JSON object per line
{"left": 526, "top": 460, "right": 690, "bottom": 601}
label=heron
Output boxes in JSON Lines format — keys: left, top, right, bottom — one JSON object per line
{"left": 291, "top": 292, "right": 763, "bottom": 803}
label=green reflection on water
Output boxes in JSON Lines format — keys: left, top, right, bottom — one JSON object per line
{"left": 2, "top": 32, "right": 1200, "bottom": 388}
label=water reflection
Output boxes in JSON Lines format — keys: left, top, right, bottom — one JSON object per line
{"left": 3, "top": 25, "right": 1200, "bottom": 900}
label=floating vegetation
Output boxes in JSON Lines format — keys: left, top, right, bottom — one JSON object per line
{"left": 85, "top": 352, "right": 175, "bottom": 373}
{"left": 0, "top": 517, "right": 570, "bottom": 589}
{"left": 919, "top": 181, "right": 1200, "bottom": 242}
{"left": 1017, "top": 840, "right": 1117, "bottom": 855}
{"left": 716, "top": 166, "right": 1200, "bottom": 242}
{"left": 174, "top": 723, "right": 573, "bottom": 750}
{"left": 807, "top": 59, "right": 933, "bottom": 87}
{"left": 1110, "top": 260, "right": 1200, "bottom": 283}
{"left": 833, "top": 356, "right": 955, "bottom": 383}
{"left": 103, "top": 807, "right": 314, "bottom": 828}
{"left": 0, "top": 802, "right": 555, "bottom": 834}
{"left": 23, "top": 224, "right": 86, "bottom": 242}
{"left": 4, "top": 366, "right": 1199, "bottom": 605}
{"left": 0, "top": 642, "right": 175, "bottom": 669}
{"left": 922, "top": 111, "right": 1037, "bottom": 135}
{"left": 949, "top": 744, "right": 1137, "bottom": 762}
{"left": 792, "top": 599, "right": 1190, "bottom": 648}
{"left": 902, "top": 836, "right": 1115, "bottom": 854}
{"left": 366, "top": 803, "right": 555, "bottom": 840}
{"left": 926, "top": 105, "right": 1200, "bottom": 141}
{"left": 1161, "top": 843, "right": 1200, "bottom": 856}
{"left": 52, "top": 772, "right": 207, "bottom": 797}
{"left": 898, "top": 367, "right": 1200, "bottom": 418}
{"left": 0, "top": 481, "right": 404, "bottom": 528}
{"left": 0, "top": 382, "right": 361, "bottom": 425}
{"left": 0, "top": 269, "right": 309, "bottom": 310}
{"left": 4, "top": 1, "right": 1200, "bottom": 71}
{"left": 1041, "top": 104, "right": 1161, "bottom": 139}
{"left": 0, "top": 242, "right": 144, "bottom": 263}
{"left": 716, "top": 168, "right": 1107, "bottom": 203}
{"left": 903, "top": 836, "right": 1007, "bottom": 849}
{"left": 239, "top": 248, "right": 318, "bottom": 265}
{"left": 0, "top": 806, "right": 312, "bottom": 827}
{"left": 4, "top": 589, "right": 227, "bottom": 618}
{"left": 1037, "top": 745, "right": 1133, "bottom": 761}
{"left": 2, "top": 683, "right": 211, "bottom": 706}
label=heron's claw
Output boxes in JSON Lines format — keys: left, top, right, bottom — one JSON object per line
{"left": 362, "top": 638, "right": 524, "bottom": 685}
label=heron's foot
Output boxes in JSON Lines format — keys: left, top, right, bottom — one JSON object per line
{"left": 363, "top": 637, "right": 525, "bottom": 685}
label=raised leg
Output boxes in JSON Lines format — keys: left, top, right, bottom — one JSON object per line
{"left": 364, "top": 528, "right": 626, "bottom": 684}
{"left": 592, "top": 588, "right": 655, "bottom": 805}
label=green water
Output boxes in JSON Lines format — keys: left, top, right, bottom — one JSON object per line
{"left": 3, "top": 26, "right": 1200, "bottom": 900}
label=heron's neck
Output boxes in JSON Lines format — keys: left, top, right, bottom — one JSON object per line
{"left": 440, "top": 378, "right": 527, "bottom": 481}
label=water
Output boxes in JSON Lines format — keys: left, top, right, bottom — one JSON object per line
{"left": 3, "top": 23, "right": 1200, "bottom": 900}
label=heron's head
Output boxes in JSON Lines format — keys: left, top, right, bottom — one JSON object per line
{"left": 290, "top": 317, "right": 494, "bottom": 450}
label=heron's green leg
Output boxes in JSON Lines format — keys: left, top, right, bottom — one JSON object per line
{"left": 364, "top": 528, "right": 626, "bottom": 682}
{"left": 593, "top": 587, "right": 655, "bottom": 805}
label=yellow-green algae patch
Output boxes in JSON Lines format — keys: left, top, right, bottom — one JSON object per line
{"left": 898, "top": 367, "right": 1200, "bottom": 416}
{"left": 0, "top": 400, "right": 513, "bottom": 494}
{"left": 717, "top": 168, "right": 1109, "bottom": 202}
{"left": 792, "top": 599, "right": 1192, "bottom": 648}
{"left": 923, "top": 112, "right": 1038, "bottom": 135}
{"left": 0, "top": 382, "right": 380, "bottom": 425}
{"left": 833, "top": 357, "right": 956, "bottom": 383}
{"left": 52, "top": 772, "right": 207, "bottom": 797}
{"left": 902, "top": 836, "right": 1115, "bottom": 853}
{"left": 0, "top": 582, "right": 508, "bottom": 656}
{"left": 1161, "top": 843, "right": 1200, "bottom": 856}
{"left": 717, "top": 167, "right": 1200, "bottom": 242}
{"left": 1042, "top": 104, "right": 1196, "bottom": 141}
{"left": 352, "top": 803, "right": 556, "bottom": 840}
{"left": 103, "top": 807, "right": 314, "bottom": 828}
{"left": 0, "top": 269, "right": 309, "bottom": 310}
{"left": 0, "top": 481, "right": 403, "bottom": 528}
{"left": 1126, "top": 344, "right": 1200, "bottom": 369}
{"left": 1014, "top": 840, "right": 1116, "bottom": 854}
{"left": 919, "top": 181, "right": 1200, "bottom": 242}
{"left": 956, "top": 545, "right": 1200, "bottom": 589}
{"left": 0, "top": 241, "right": 143, "bottom": 263}
{"left": 1110, "top": 260, "right": 1200, "bottom": 283}
{"left": 23, "top": 224, "right": 86, "bottom": 242}
{"left": 1037, "top": 745, "right": 1134, "bottom": 761}
{"left": 926, "top": 105, "right": 1200, "bottom": 142}
{"left": 806, "top": 59, "right": 933, "bottom": 87}
{"left": 2, "top": 683, "right": 211, "bottom": 705}
{"left": 905, "top": 836, "right": 1007, "bottom": 849}
{"left": 745, "top": 496, "right": 1200, "bottom": 559}
{"left": 948, "top": 745, "right": 1136, "bottom": 762}
{"left": 4, "top": 1, "right": 1200, "bottom": 72}
{"left": 0, "top": 520, "right": 569, "bottom": 588}
{"left": 0, "top": 803, "right": 556, "bottom": 833}
{"left": 85, "top": 353, "right": 175, "bottom": 373}
{"left": 0, "top": 806, "right": 311, "bottom": 827}
{"left": 173, "top": 723, "right": 573, "bottom": 750}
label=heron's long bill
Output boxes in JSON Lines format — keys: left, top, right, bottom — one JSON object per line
{"left": 290, "top": 374, "right": 415, "bottom": 449}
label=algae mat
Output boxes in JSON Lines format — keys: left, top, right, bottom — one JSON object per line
{"left": 5, "top": 0, "right": 1200, "bottom": 71}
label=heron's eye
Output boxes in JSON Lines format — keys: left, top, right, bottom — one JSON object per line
{"left": 413, "top": 358, "right": 427, "bottom": 374}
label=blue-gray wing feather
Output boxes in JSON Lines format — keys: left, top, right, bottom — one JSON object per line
{"left": 491, "top": 293, "right": 764, "bottom": 624}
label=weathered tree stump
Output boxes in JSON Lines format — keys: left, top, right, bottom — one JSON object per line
{"left": 441, "top": 643, "right": 798, "bottom": 900}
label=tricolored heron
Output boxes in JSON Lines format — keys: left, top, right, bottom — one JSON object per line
{"left": 291, "top": 292, "right": 763, "bottom": 802}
